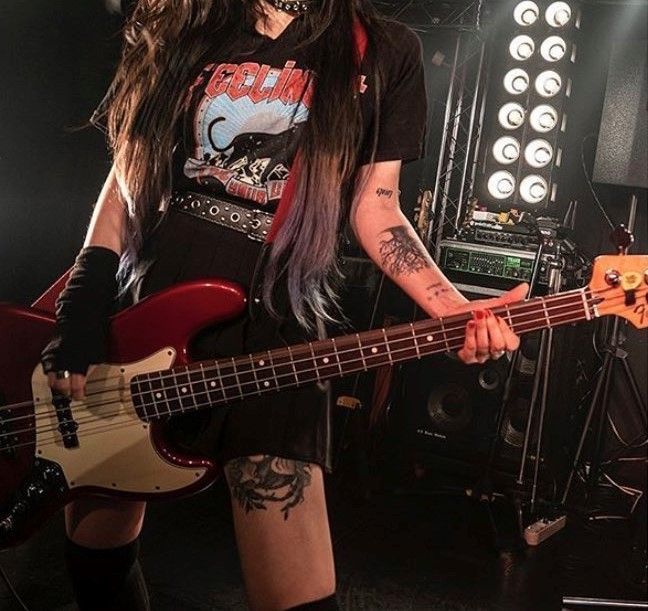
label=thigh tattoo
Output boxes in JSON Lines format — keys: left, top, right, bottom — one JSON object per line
{"left": 225, "top": 455, "right": 313, "bottom": 520}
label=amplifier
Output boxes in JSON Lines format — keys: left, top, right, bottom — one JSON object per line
{"left": 439, "top": 239, "right": 557, "bottom": 296}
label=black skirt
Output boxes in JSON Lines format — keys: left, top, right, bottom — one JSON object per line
{"left": 124, "top": 209, "right": 332, "bottom": 472}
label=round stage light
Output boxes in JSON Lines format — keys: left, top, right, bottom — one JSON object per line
{"left": 530, "top": 105, "right": 558, "bottom": 132}
{"left": 546, "top": 2, "right": 572, "bottom": 27}
{"left": 510, "top": 35, "right": 535, "bottom": 61}
{"left": 520, "top": 175, "right": 548, "bottom": 204}
{"left": 514, "top": 1, "right": 540, "bottom": 26}
{"left": 524, "top": 139, "right": 554, "bottom": 168}
{"left": 488, "top": 171, "right": 516, "bottom": 199}
{"left": 504, "top": 68, "right": 530, "bottom": 95}
{"left": 535, "top": 70, "right": 562, "bottom": 97}
{"left": 493, "top": 137, "right": 521, "bottom": 164}
{"left": 498, "top": 102, "right": 526, "bottom": 130}
{"left": 540, "top": 36, "right": 567, "bottom": 62}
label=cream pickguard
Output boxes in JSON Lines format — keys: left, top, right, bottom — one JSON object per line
{"left": 30, "top": 348, "right": 208, "bottom": 494}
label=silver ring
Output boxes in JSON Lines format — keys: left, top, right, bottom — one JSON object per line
{"left": 55, "top": 370, "right": 71, "bottom": 380}
{"left": 491, "top": 350, "right": 506, "bottom": 360}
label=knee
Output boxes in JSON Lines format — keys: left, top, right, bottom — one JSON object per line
{"left": 65, "top": 497, "right": 146, "bottom": 548}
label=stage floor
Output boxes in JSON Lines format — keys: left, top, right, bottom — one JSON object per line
{"left": 1, "top": 474, "right": 644, "bottom": 611}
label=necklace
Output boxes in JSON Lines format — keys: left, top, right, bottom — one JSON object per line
{"left": 268, "top": 0, "right": 316, "bottom": 15}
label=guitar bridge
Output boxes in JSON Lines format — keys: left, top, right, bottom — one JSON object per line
{"left": 51, "top": 392, "right": 79, "bottom": 448}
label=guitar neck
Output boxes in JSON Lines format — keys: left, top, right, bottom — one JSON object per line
{"left": 130, "top": 287, "right": 598, "bottom": 420}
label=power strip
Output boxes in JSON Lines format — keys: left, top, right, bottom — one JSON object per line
{"left": 524, "top": 515, "right": 567, "bottom": 546}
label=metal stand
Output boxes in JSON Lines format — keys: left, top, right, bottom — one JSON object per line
{"left": 561, "top": 195, "right": 647, "bottom": 506}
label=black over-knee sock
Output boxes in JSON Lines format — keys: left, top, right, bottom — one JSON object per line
{"left": 286, "top": 594, "right": 340, "bottom": 610}
{"left": 65, "top": 537, "right": 150, "bottom": 611}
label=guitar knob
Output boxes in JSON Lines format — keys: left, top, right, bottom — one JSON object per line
{"left": 605, "top": 269, "right": 621, "bottom": 287}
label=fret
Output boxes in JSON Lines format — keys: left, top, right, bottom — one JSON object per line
{"left": 213, "top": 360, "right": 229, "bottom": 403}
{"left": 248, "top": 355, "right": 262, "bottom": 396}
{"left": 356, "top": 334, "right": 368, "bottom": 371}
{"left": 230, "top": 357, "right": 244, "bottom": 399}
{"left": 580, "top": 290, "right": 592, "bottom": 321}
{"left": 330, "top": 338, "right": 344, "bottom": 375}
{"left": 188, "top": 367, "right": 209, "bottom": 409}
{"left": 147, "top": 372, "right": 169, "bottom": 417}
{"left": 285, "top": 346, "right": 299, "bottom": 386}
{"left": 540, "top": 297, "right": 551, "bottom": 327}
{"left": 381, "top": 329, "right": 394, "bottom": 365}
{"left": 173, "top": 367, "right": 199, "bottom": 412}
{"left": 267, "top": 350, "right": 280, "bottom": 390}
{"left": 199, "top": 363, "right": 219, "bottom": 404}
{"left": 131, "top": 375, "right": 156, "bottom": 420}
{"left": 503, "top": 304, "right": 514, "bottom": 328}
{"left": 410, "top": 323, "right": 421, "bottom": 359}
{"left": 438, "top": 318, "right": 451, "bottom": 352}
{"left": 309, "top": 342, "right": 322, "bottom": 382}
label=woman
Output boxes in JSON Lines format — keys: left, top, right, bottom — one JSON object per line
{"left": 42, "top": 1, "right": 525, "bottom": 609}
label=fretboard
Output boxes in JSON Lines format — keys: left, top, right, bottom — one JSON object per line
{"left": 130, "top": 288, "right": 598, "bottom": 421}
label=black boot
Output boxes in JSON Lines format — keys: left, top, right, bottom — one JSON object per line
{"left": 64, "top": 537, "right": 150, "bottom": 611}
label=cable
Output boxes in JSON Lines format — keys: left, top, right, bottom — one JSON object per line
{"left": 580, "top": 133, "right": 616, "bottom": 231}
{"left": 0, "top": 557, "right": 30, "bottom": 611}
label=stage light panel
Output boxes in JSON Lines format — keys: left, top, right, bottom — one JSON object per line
{"left": 488, "top": 171, "right": 516, "bottom": 199}
{"left": 535, "top": 70, "right": 562, "bottom": 97}
{"left": 524, "top": 139, "right": 554, "bottom": 167}
{"left": 519, "top": 175, "right": 548, "bottom": 203}
{"left": 493, "top": 137, "right": 521, "bottom": 164}
{"left": 510, "top": 35, "right": 535, "bottom": 61}
{"left": 513, "top": 1, "right": 540, "bottom": 26}
{"left": 540, "top": 36, "right": 567, "bottom": 62}
{"left": 498, "top": 102, "right": 526, "bottom": 129}
{"left": 545, "top": 2, "right": 572, "bottom": 27}
{"left": 529, "top": 104, "right": 558, "bottom": 132}
{"left": 504, "top": 68, "right": 530, "bottom": 95}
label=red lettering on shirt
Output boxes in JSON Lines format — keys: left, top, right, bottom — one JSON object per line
{"left": 249, "top": 64, "right": 273, "bottom": 104}
{"left": 228, "top": 62, "right": 258, "bottom": 100}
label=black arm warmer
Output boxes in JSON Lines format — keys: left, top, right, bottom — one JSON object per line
{"left": 41, "top": 246, "right": 120, "bottom": 375}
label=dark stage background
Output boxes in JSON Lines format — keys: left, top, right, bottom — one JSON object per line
{"left": 0, "top": 2, "right": 646, "bottom": 609}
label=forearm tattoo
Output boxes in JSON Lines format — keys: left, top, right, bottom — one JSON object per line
{"left": 379, "top": 225, "right": 431, "bottom": 276}
{"left": 224, "top": 455, "right": 312, "bottom": 520}
{"left": 426, "top": 282, "right": 452, "bottom": 301}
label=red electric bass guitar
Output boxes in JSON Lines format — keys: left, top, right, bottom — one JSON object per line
{"left": 0, "top": 254, "right": 646, "bottom": 548}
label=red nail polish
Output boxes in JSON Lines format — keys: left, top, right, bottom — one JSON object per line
{"left": 467, "top": 320, "right": 476, "bottom": 328}
{"left": 474, "top": 310, "right": 485, "bottom": 321}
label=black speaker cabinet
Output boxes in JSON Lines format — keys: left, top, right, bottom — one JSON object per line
{"left": 392, "top": 352, "right": 510, "bottom": 464}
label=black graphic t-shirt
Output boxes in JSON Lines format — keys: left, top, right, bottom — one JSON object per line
{"left": 172, "top": 19, "right": 427, "bottom": 213}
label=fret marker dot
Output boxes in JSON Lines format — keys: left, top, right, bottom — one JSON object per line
{"left": 264, "top": 381, "right": 271, "bottom": 387}
{"left": 371, "top": 347, "right": 378, "bottom": 354}
{"left": 426, "top": 335, "right": 434, "bottom": 342}
{"left": 155, "top": 392, "right": 162, "bottom": 399}
{"left": 210, "top": 381, "right": 217, "bottom": 388}
{"left": 181, "top": 387, "right": 187, "bottom": 393}
{"left": 323, "top": 357, "right": 330, "bottom": 364}
{"left": 259, "top": 360, "right": 265, "bottom": 366}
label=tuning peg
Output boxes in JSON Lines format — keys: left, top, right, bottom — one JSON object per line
{"left": 605, "top": 270, "right": 621, "bottom": 287}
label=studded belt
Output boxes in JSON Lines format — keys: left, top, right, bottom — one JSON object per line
{"left": 169, "top": 191, "right": 275, "bottom": 243}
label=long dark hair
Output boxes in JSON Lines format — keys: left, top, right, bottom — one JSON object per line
{"left": 94, "top": 0, "right": 386, "bottom": 328}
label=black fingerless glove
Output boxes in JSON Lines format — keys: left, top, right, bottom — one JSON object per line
{"left": 41, "top": 246, "right": 120, "bottom": 375}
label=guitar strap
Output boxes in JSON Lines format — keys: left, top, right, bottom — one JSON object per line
{"left": 33, "top": 19, "right": 369, "bottom": 315}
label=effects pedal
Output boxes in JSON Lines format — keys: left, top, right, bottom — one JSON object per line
{"left": 524, "top": 515, "right": 567, "bottom": 546}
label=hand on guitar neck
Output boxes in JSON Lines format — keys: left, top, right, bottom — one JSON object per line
{"left": 444, "top": 283, "right": 528, "bottom": 365}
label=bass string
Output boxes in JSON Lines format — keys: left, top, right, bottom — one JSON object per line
{"left": 0, "top": 295, "right": 594, "bottom": 436}
{"left": 0, "top": 289, "right": 595, "bottom": 423}
{"left": 2, "top": 307, "right": 598, "bottom": 450}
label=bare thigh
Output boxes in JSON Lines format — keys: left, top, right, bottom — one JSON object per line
{"left": 65, "top": 497, "right": 147, "bottom": 549}
{"left": 225, "top": 455, "right": 335, "bottom": 611}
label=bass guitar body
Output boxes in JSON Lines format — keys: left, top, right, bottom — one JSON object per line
{"left": 0, "top": 280, "right": 247, "bottom": 549}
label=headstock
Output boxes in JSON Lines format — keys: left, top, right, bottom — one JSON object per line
{"left": 589, "top": 255, "right": 648, "bottom": 329}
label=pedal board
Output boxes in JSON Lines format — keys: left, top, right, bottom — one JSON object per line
{"left": 524, "top": 515, "right": 567, "bottom": 546}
